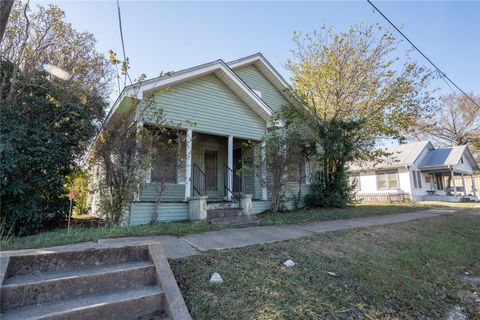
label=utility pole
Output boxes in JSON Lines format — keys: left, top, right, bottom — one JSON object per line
{"left": 0, "top": 0, "right": 14, "bottom": 44}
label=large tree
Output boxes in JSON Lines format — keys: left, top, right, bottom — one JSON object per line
{"left": 415, "top": 93, "right": 480, "bottom": 148}
{"left": 287, "top": 24, "right": 436, "bottom": 150}
{"left": 0, "top": 1, "right": 111, "bottom": 234}
{"left": 0, "top": 0, "right": 113, "bottom": 107}
{"left": 286, "top": 24, "right": 437, "bottom": 206}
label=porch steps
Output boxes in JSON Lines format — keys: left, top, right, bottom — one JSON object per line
{"left": 206, "top": 200, "right": 239, "bottom": 210}
{"left": 0, "top": 244, "right": 191, "bottom": 320}
{"left": 207, "top": 208, "right": 256, "bottom": 226}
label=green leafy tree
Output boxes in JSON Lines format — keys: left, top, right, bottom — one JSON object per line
{"left": 65, "top": 167, "right": 91, "bottom": 215}
{"left": 0, "top": 63, "right": 105, "bottom": 234}
{"left": 305, "top": 120, "right": 368, "bottom": 207}
{"left": 287, "top": 24, "right": 436, "bottom": 148}
{"left": 0, "top": 1, "right": 111, "bottom": 234}
{"left": 0, "top": 0, "right": 113, "bottom": 107}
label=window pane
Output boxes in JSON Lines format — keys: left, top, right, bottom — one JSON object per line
{"left": 417, "top": 171, "right": 422, "bottom": 188}
{"left": 387, "top": 170, "right": 398, "bottom": 189}
{"left": 413, "top": 171, "right": 418, "bottom": 188}
{"left": 377, "top": 171, "right": 387, "bottom": 190}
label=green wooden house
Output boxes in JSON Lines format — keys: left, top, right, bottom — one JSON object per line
{"left": 89, "top": 53, "right": 312, "bottom": 225}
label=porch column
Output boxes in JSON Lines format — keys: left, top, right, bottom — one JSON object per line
{"left": 450, "top": 169, "right": 457, "bottom": 197}
{"left": 461, "top": 173, "right": 467, "bottom": 197}
{"left": 471, "top": 175, "right": 477, "bottom": 197}
{"left": 261, "top": 141, "right": 268, "bottom": 200}
{"left": 184, "top": 129, "right": 192, "bottom": 201}
{"left": 227, "top": 135, "right": 233, "bottom": 201}
{"left": 134, "top": 121, "right": 144, "bottom": 201}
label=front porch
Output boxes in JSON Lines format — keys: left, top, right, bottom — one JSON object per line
{"left": 419, "top": 168, "right": 478, "bottom": 202}
{"left": 132, "top": 130, "right": 269, "bottom": 224}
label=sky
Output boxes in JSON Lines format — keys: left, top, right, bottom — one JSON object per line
{"left": 38, "top": 0, "right": 480, "bottom": 104}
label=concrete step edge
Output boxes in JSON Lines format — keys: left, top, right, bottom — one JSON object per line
{"left": 1, "top": 261, "right": 158, "bottom": 311}
{"left": 1, "top": 285, "right": 164, "bottom": 320}
{"left": 3, "top": 260, "right": 154, "bottom": 286}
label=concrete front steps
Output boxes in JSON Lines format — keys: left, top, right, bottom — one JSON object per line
{"left": 0, "top": 243, "right": 191, "bottom": 320}
{"left": 207, "top": 207, "right": 256, "bottom": 226}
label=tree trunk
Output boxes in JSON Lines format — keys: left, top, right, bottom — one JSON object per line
{"left": 0, "top": 0, "right": 14, "bottom": 45}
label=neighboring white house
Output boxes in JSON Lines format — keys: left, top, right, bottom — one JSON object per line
{"left": 349, "top": 141, "right": 479, "bottom": 202}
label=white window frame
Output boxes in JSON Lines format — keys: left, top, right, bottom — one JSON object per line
{"left": 376, "top": 169, "right": 399, "bottom": 190}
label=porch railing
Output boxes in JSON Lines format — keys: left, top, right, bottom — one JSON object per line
{"left": 223, "top": 164, "right": 241, "bottom": 204}
{"left": 192, "top": 163, "right": 206, "bottom": 196}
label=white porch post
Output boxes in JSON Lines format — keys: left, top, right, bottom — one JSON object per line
{"left": 261, "top": 141, "right": 268, "bottom": 200}
{"left": 134, "top": 121, "right": 144, "bottom": 201}
{"left": 184, "top": 129, "right": 192, "bottom": 201}
{"left": 451, "top": 169, "right": 457, "bottom": 197}
{"left": 461, "top": 173, "right": 467, "bottom": 197}
{"left": 227, "top": 135, "right": 233, "bottom": 201}
{"left": 471, "top": 175, "right": 477, "bottom": 197}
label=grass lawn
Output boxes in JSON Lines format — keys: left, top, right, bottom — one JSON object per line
{"left": 171, "top": 208, "right": 480, "bottom": 320}
{"left": 1, "top": 201, "right": 477, "bottom": 252}
{"left": 256, "top": 201, "right": 478, "bottom": 225}
{"left": 0, "top": 221, "right": 220, "bottom": 251}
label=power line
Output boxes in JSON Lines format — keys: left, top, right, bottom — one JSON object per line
{"left": 367, "top": 0, "right": 480, "bottom": 109}
{"left": 116, "top": 0, "right": 132, "bottom": 88}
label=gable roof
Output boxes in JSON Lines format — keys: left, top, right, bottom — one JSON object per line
{"left": 418, "top": 145, "right": 480, "bottom": 171}
{"left": 104, "top": 58, "right": 275, "bottom": 127}
{"left": 350, "top": 141, "right": 432, "bottom": 171}
{"left": 227, "top": 53, "right": 302, "bottom": 109}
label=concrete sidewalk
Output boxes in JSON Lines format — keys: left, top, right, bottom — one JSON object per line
{"left": 1, "top": 208, "right": 458, "bottom": 260}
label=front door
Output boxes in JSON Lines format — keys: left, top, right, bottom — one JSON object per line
{"left": 204, "top": 150, "right": 219, "bottom": 197}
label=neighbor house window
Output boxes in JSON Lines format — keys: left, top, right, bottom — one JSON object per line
{"left": 416, "top": 171, "right": 422, "bottom": 188}
{"left": 376, "top": 169, "right": 399, "bottom": 190}
{"left": 350, "top": 173, "right": 361, "bottom": 191}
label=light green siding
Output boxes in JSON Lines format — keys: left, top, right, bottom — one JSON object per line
{"left": 129, "top": 202, "right": 188, "bottom": 225}
{"left": 139, "top": 184, "right": 184, "bottom": 201}
{"left": 252, "top": 200, "right": 271, "bottom": 214}
{"left": 252, "top": 183, "right": 311, "bottom": 213}
{"left": 234, "top": 65, "right": 289, "bottom": 113}
{"left": 140, "top": 74, "right": 266, "bottom": 140}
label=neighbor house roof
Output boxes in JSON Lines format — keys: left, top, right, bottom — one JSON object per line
{"left": 349, "top": 141, "right": 432, "bottom": 171}
{"left": 418, "top": 145, "right": 480, "bottom": 171}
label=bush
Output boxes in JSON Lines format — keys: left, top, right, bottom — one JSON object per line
{"left": 305, "top": 171, "right": 352, "bottom": 207}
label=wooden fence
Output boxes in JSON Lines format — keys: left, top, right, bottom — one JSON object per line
{"left": 353, "top": 192, "right": 411, "bottom": 204}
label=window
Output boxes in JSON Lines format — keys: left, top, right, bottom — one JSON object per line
{"left": 288, "top": 157, "right": 306, "bottom": 183}
{"left": 413, "top": 171, "right": 418, "bottom": 188}
{"left": 416, "top": 171, "right": 422, "bottom": 188}
{"left": 376, "top": 169, "right": 399, "bottom": 190}
{"left": 461, "top": 156, "right": 464, "bottom": 164}
{"left": 150, "top": 133, "right": 179, "bottom": 184}
{"left": 350, "top": 173, "right": 361, "bottom": 191}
